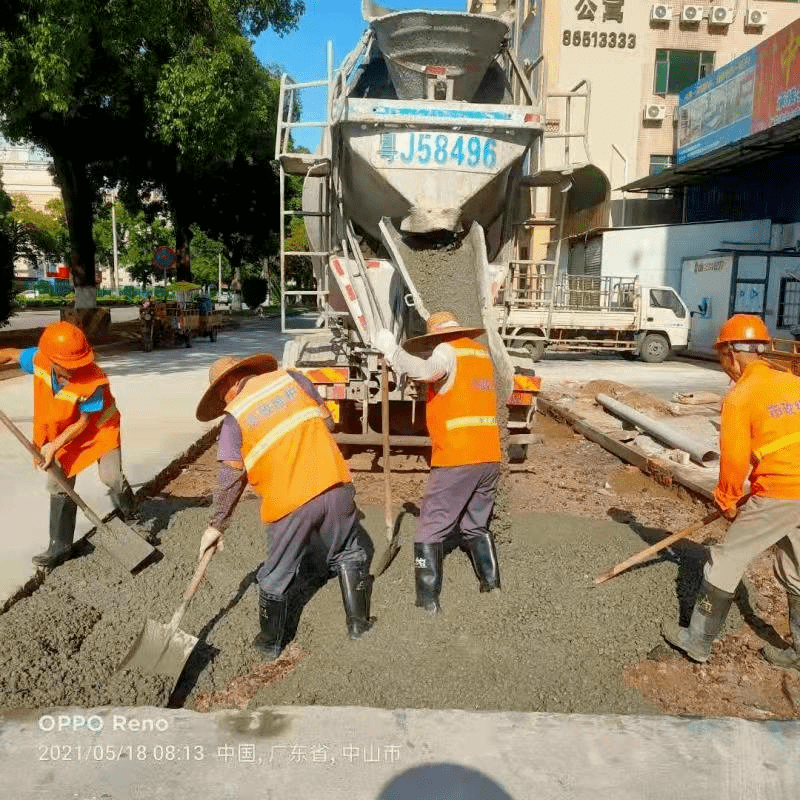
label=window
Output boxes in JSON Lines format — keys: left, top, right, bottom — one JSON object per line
{"left": 654, "top": 50, "right": 715, "bottom": 95}
{"left": 650, "top": 289, "right": 686, "bottom": 318}
{"left": 648, "top": 155, "right": 674, "bottom": 199}
{"left": 778, "top": 277, "right": 800, "bottom": 328}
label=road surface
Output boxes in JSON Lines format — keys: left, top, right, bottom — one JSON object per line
{"left": 4, "top": 306, "right": 140, "bottom": 331}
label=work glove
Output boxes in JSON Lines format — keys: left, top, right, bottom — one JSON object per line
{"left": 374, "top": 328, "right": 398, "bottom": 360}
{"left": 199, "top": 525, "right": 224, "bottom": 560}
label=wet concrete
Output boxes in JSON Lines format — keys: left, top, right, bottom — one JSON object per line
{"left": 396, "top": 234, "right": 513, "bottom": 541}
{"left": 0, "top": 496, "right": 742, "bottom": 714}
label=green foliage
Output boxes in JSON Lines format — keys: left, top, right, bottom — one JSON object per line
{"left": 242, "top": 276, "right": 268, "bottom": 309}
{"left": 0, "top": 0, "right": 304, "bottom": 288}
{"left": 188, "top": 227, "right": 231, "bottom": 286}
{"left": 0, "top": 175, "right": 13, "bottom": 326}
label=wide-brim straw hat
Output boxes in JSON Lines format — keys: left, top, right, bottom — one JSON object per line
{"left": 196, "top": 354, "right": 278, "bottom": 421}
{"left": 402, "top": 310, "right": 484, "bottom": 355}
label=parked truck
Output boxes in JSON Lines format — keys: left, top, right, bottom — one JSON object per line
{"left": 496, "top": 271, "right": 690, "bottom": 363}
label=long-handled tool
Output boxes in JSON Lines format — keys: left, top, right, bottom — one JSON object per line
{"left": 594, "top": 509, "right": 722, "bottom": 586}
{"left": 0, "top": 408, "right": 155, "bottom": 572}
{"left": 117, "top": 543, "right": 217, "bottom": 680}
{"left": 374, "top": 358, "right": 400, "bottom": 576}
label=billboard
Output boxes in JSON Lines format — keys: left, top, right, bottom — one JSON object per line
{"left": 677, "top": 17, "right": 800, "bottom": 164}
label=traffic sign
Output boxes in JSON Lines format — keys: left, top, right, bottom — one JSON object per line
{"left": 152, "top": 246, "right": 176, "bottom": 271}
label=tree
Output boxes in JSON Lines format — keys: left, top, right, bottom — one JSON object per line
{"left": 242, "top": 276, "right": 268, "bottom": 309}
{"left": 9, "top": 194, "right": 69, "bottom": 274}
{"left": 188, "top": 226, "right": 231, "bottom": 287}
{"left": 0, "top": 0, "right": 304, "bottom": 306}
{"left": 0, "top": 171, "right": 15, "bottom": 325}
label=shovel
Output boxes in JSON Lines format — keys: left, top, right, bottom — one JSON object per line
{"left": 374, "top": 358, "right": 400, "bottom": 576}
{"left": 0, "top": 408, "right": 155, "bottom": 573}
{"left": 117, "top": 543, "right": 217, "bottom": 680}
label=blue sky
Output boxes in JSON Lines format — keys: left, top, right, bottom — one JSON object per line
{"left": 254, "top": 0, "right": 469, "bottom": 150}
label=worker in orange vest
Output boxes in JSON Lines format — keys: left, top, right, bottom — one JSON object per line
{"left": 376, "top": 311, "right": 503, "bottom": 613}
{"left": 0, "top": 322, "right": 136, "bottom": 567}
{"left": 663, "top": 314, "right": 800, "bottom": 670}
{"left": 196, "top": 354, "right": 374, "bottom": 660}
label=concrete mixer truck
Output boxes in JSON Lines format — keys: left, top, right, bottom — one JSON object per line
{"left": 274, "top": 0, "right": 583, "bottom": 461}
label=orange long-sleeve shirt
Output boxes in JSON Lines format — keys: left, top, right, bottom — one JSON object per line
{"left": 715, "top": 360, "right": 800, "bottom": 511}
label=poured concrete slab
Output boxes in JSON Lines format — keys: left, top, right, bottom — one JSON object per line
{"left": 0, "top": 705, "right": 798, "bottom": 799}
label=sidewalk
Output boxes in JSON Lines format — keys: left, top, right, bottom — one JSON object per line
{"left": 0, "top": 317, "right": 297, "bottom": 604}
{"left": 1, "top": 705, "right": 798, "bottom": 798}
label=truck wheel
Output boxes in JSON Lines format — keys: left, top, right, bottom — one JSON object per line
{"left": 639, "top": 333, "right": 669, "bottom": 363}
{"left": 508, "top": 443, "right": 528, "bottom": 463}
{"left": 525, "top": 341, "right": 545, "bottom": 363}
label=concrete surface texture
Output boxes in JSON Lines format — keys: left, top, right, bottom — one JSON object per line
{"left": 1, "top": 705, "right": 798, "bottom": 799}
{"left": 0, "top": 317, "right": 294, "bottom": 604}
{"left": 0, "top": 503, "right": 742, "bottom": 714}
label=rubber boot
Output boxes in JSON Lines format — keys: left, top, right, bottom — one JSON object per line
{"left": 252, "top": 589, "right": 288, "bottom": 660}
{"left": 338, "top": 565, "right": 375, "bottom": 639}
{"left": 465, "top": 532, "right": 501, "bottom": 593}
{"left": 662, "top": 580, "right": 735, "bottom": 663}
{"left": 110, "top": 479, "right": 137, "bottom": 521}
{"left": 33, "top": 495, "right": 77, "bottom": 568}
{"left": 414, "top": 542, "right": 443, "bottom": 613}
{"left": 762, "top": 592, "right": 800, "bottom": 671}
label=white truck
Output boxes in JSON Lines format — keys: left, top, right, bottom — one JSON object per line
{"left": 496, "top": 273, "right": 690, "bottom": 363}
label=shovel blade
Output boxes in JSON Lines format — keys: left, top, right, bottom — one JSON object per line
{"left": 117, "top": 620, "right": 199, "bottom": 679}
{"left": 95, "top": 517, "right": 155, "bottom": 573}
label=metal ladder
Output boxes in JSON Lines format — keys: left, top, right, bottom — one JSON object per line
{"left": 274, "top": 42, "right": 336, "bottom": 334}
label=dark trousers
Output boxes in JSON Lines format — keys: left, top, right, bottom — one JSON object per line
{"left": 256, "top": 483, "right": 367, "bottom": 598}
{"left": 416, "top": 462, "right": 500, "bottom": 546}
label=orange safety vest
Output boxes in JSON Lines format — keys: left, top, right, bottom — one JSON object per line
{"left": 426, "top": 338, "right": 502, "bottom": 468}
{"left": 32, "top": 351, "right": 121, "bottom": 478}
{"left": 226, "top": 369, "right": 351, "bottom": 523}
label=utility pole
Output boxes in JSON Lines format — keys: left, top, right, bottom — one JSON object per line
{"left": 111, "top": 199, "right": 119, "bottom": 291}
{"left": 218, "top": 252, "right": 222, "bottom": 296}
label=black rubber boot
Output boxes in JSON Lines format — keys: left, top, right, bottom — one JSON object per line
{"left": 662, "top": 580, "right": 735, "bottom": 663}
{"left": 414, "top": 542, "right": 443, "bottom": 613}
{"left": 110, "top": 479, "right": 137, "bottom": 521}
{"left": 252, "top": 589, "right": 288, "bottom": 660}
{"left": 33, "top": 495, "right": 77, "bottom": 568}
{"left": 338, "top": 566, "right": 375, "bottom": 639}
{"left": 762, "top": 592, "right": 800, "bottom": 671}
{"left": 465, "top": 533, "right": 501, "bottom": 593}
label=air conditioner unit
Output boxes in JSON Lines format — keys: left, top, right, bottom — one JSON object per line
{"left": 681, "top": 5, "right": 704, "bottom": 22}
{"left": 709, "top": 5, "right": 734, "bottom": 25}
{"left": 746, "top": 8, "right": 767, "bottom": 27}
{"left": 651, "top": 4, "right": 672, "bottom": 22}
{"left": 644, "top": 103, "right": 667, "bottom": 121}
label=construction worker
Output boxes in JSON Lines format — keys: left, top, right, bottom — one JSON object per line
{"left": 663, "top": 314, "right": 800, "bottom": 671}
{"left": 195, "top": 354, "right": 374, "bottom": 659}
{"left": 0, "top": 322, "right": 135, "bottom": 567}
{"left": 375, "top": 311, "right": 503, "bottom": 613}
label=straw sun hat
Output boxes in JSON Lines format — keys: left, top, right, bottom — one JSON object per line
{"left": 195, "top": 354, "right": 278, "bottom": 421}
{"left": 402, "top": 310, "right": 484, "bottom": 355}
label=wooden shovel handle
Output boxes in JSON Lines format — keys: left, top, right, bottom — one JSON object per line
{"left": 0, "top": 408, "right": 103, "bottom": 528}
{"left": 186, "top": 545, "right": 217, "bottom": 601}
{"left": 381, "top": 358, "right": 392, "bottom": 541}
{"left": 594, "top": 509, "right": 722, "bottom": 585}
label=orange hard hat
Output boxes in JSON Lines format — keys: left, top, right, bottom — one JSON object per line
{"left": 714, "top": 314, "right": 771, "bottom": 349}
{"left": 38, "top": 322, "right": 94, "bottom": 369}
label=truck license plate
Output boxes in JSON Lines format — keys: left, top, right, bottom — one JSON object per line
{"left": 376, "top": 131, "right": 497, "bottom": 172}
